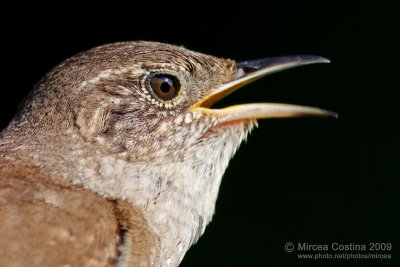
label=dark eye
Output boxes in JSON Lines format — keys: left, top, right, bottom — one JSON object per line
{"left": 149, "top": 74, "right": 180, "bottom": 101}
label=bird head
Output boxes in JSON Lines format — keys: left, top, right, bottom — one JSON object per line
{"left": 10, "top": 41, "right": 333, "bottom": 167}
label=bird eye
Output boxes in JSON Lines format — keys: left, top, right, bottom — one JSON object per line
{"left": 149, "top": 74, "right": 180, "bottom": 101}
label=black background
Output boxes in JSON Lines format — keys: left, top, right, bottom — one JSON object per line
{"left": 1, "top": 1, "right": 398, "bottom": 266}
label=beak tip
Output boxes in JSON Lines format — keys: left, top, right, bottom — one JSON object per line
{"left": 321, "top": 58, "right": 331, "bottom": 64}
{"left": 319, "top": 57, "right": 331, "bottom": 64}
{"left": 325, "top": 111, "right": 339, "bottom": 119}
{"left": 313, "top": 107, "right": 337, "bottom": 118}
{"left": 304, "top": 55, "right": 330, "bottom": 64}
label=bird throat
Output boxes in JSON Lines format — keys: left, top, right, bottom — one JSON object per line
{"left": 76, "top": 122, "right": 254, "bottom": 266}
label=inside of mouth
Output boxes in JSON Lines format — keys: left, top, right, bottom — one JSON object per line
{"left": 240, "top": 66, "right": 258, "bottom": 74}
{"left": 202, "top": 81, "right": 264, "bottom": 110}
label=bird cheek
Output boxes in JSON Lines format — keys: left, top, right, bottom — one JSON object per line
{"left": 76, "top": 103, "right": 111, "bottom": 139}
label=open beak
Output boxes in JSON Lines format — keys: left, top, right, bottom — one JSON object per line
{"left": 191, "top": 55, "right": 337, "bottom": 124}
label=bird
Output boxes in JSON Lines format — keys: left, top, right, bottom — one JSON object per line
{"left": 0, "top": 41, "right": 335, "bottom": 267}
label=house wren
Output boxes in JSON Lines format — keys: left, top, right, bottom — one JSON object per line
{"left": 0, "top": 41, "right": 335, "bottom": 266}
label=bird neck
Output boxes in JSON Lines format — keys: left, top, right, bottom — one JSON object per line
{"left": 0, "top": 122, "right": 251, "bottom": 267}
{"left": 79, "top": 147, "right": 234, "bottom": 267}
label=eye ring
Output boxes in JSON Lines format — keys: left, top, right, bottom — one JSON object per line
{"left": 146, "top": 73, "right": 181, "bottom": 102}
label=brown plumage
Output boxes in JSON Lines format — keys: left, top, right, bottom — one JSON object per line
{"left": 0, "top": 41, "right": 333, "bottom": 266}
